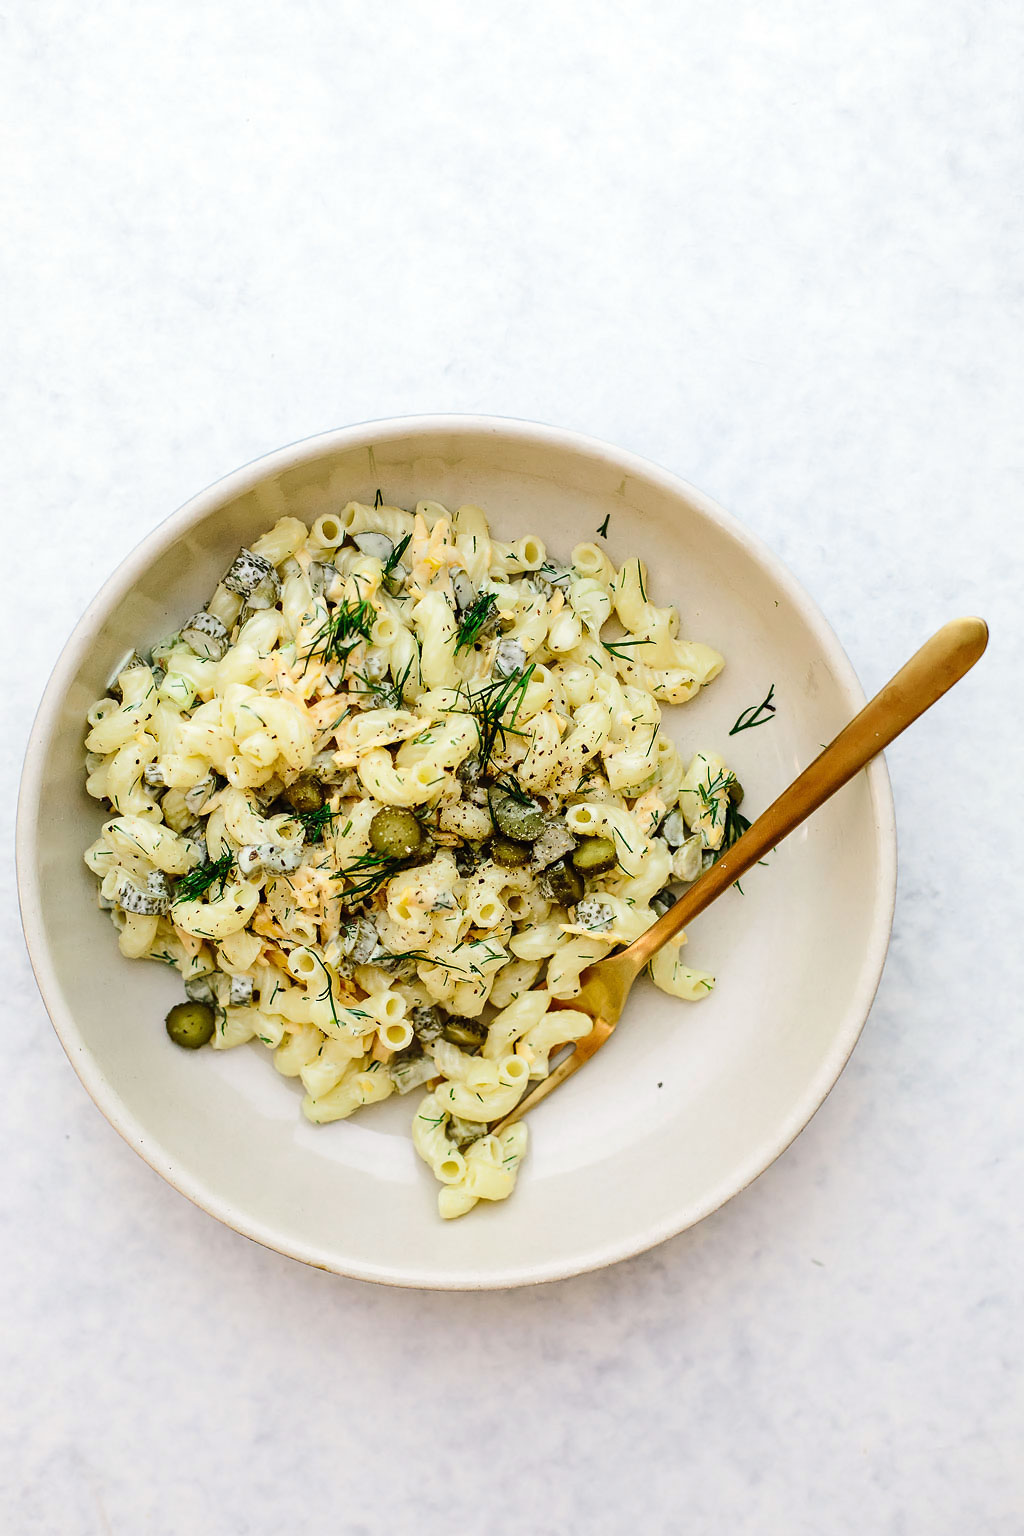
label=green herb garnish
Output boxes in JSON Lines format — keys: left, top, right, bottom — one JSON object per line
{"left": 455, "top": 664, "right": 536, "bottom": 774}
{"left": 493, "top": 774, "right": 536, "bottom": 806}
{"left": 174, "top": 853, "right": 234, "bottom": 902}
{"left": 454, "top": 591, "right": 499, "bottom": 653}
{"left": 307, "top": 950, "right": 343, "bottom": 1030}
{"left": 302, "top": 598, "right": 376, "bottom": 675}
{"left": 384, "top": 949, "right": 472, "bottom": 976}
{"left": 694, "top": 766, "right": 738, "bottom": 829}
{"left": 332, "top": 848, "right": 409, "bottom": 906}
{"left": 290, "top": 804, "right": 338, "bottom": 844}
{"left": 729, "top": 684, "right": 776, "bottom": 735}
{"left": 596, "top": 514, "right": 610, "bottom": 538}
{"left": 710, "top": 800, "right": 752, "bottom": 892}
{"left": 602, "top": 636, "right": 653, "bottom": 663}
{"left": 351, "top": 655, "right": 416, "bottom": 711}
{"left": 383, "top": 533, "right": 411, "bottom": 576}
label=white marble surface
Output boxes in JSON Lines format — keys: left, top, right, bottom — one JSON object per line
{"left": 2, "top": 2, "right": 1021, "bottom": 1531}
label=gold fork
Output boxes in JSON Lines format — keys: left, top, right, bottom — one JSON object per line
{"left": 492, "top": 616, "right": 988, "bottom": 1133}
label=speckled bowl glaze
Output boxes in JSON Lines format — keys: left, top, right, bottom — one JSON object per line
{"left": 17, "top": 417, "right": 896, "bottom": 1289}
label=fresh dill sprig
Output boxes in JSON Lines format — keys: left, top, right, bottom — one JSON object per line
{"left": 384, "top": 949, "right": 472, "bottom": 976}
{"left": 493, "top": 774, "right": 535, "bottom": 806}
{"left": 710, "top": 800, "right": 753, "bottom": 892}
{"left": 174, "top": 853, "right": 234, "bottom": 902}
{"left": 465, "top": 942, "right": 504, "bottom": 976}
{"left": 302, "top": 598, "right": 376, "bottom": 675}
{"left": 596, "top": 514, "right": 610, "bottom": 539}
{"left": 351, "top": 655, "right": 416, "bottom": 711}
{"left": 717, "top": 800, "right": 751, "bottom": 851}
{"left": 289, "top": 804, "right": 338, "bottom": 844}
{"left": 373, "top": 488, "right": 384, "bottom": 509}
{"left": 306, "top": 950, "right": 343, "bottom": 1031}
{"left": 382, "top": 533, "right": 411, "bottom": 576}
{"left": 454, "top": 592, "right": 499, "bottom": 653}
{"left": 332, "top": 848, "right": 408, "bottom": 906}
{"left": 457, "top": 664, "right": 536, "bottom": 774}
{"left": 729, "top": 683, "right": 776, "bottom": 735}
{"left": 575, "top": 760, "right": 603, "bottom": 789}
{"left": 602, "top": 636, "right": 652, "bottom": 663}
{"left": 694, "top": 767, "right": 738, "bottom": 829}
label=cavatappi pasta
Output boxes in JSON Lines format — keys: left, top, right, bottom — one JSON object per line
{"left": 83, "top": 499, "right": 740, "bottom": 1217}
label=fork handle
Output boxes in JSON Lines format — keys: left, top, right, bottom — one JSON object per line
{"left": 624, "top": 616, "right": 988, "bottom": 973}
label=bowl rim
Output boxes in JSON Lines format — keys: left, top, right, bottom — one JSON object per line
{"left": 16, "top": 413, "right": 897, "bottom": 1289}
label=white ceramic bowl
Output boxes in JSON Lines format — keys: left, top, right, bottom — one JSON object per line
{"left": 18, "top": 417, "right": 896, "bottom": 1289}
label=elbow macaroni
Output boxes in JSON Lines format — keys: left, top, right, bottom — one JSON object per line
{"left": 82, "top": 500, "right": 739, "bottom": 1220}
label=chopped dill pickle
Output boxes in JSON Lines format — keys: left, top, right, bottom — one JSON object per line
{"left": 488, "top": 787, "right": 546, "bottom": 840}
{"left": 490, "top": 836, "right": 532, "bottom": 869}
{"left": 571, "top": 836, "right": 617, "bottom": 875}
{"left": 542, "top": 859, "right": 584, "bottom": 907}
{"left": 368, "top": 808, "right": 424, "bottom": 860}
{"left": 165, "top": 1001, "right": 216, "bottom": 1049}
{"left": 282, "top": 775, "right": 324, "bottom": 814}
{"left": 441, "top": 1017, "right": 488, "bottom": 1052}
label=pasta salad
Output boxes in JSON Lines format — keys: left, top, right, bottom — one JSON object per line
{"left": 82, "top": 498, "right": 741, "bottom": 1218}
